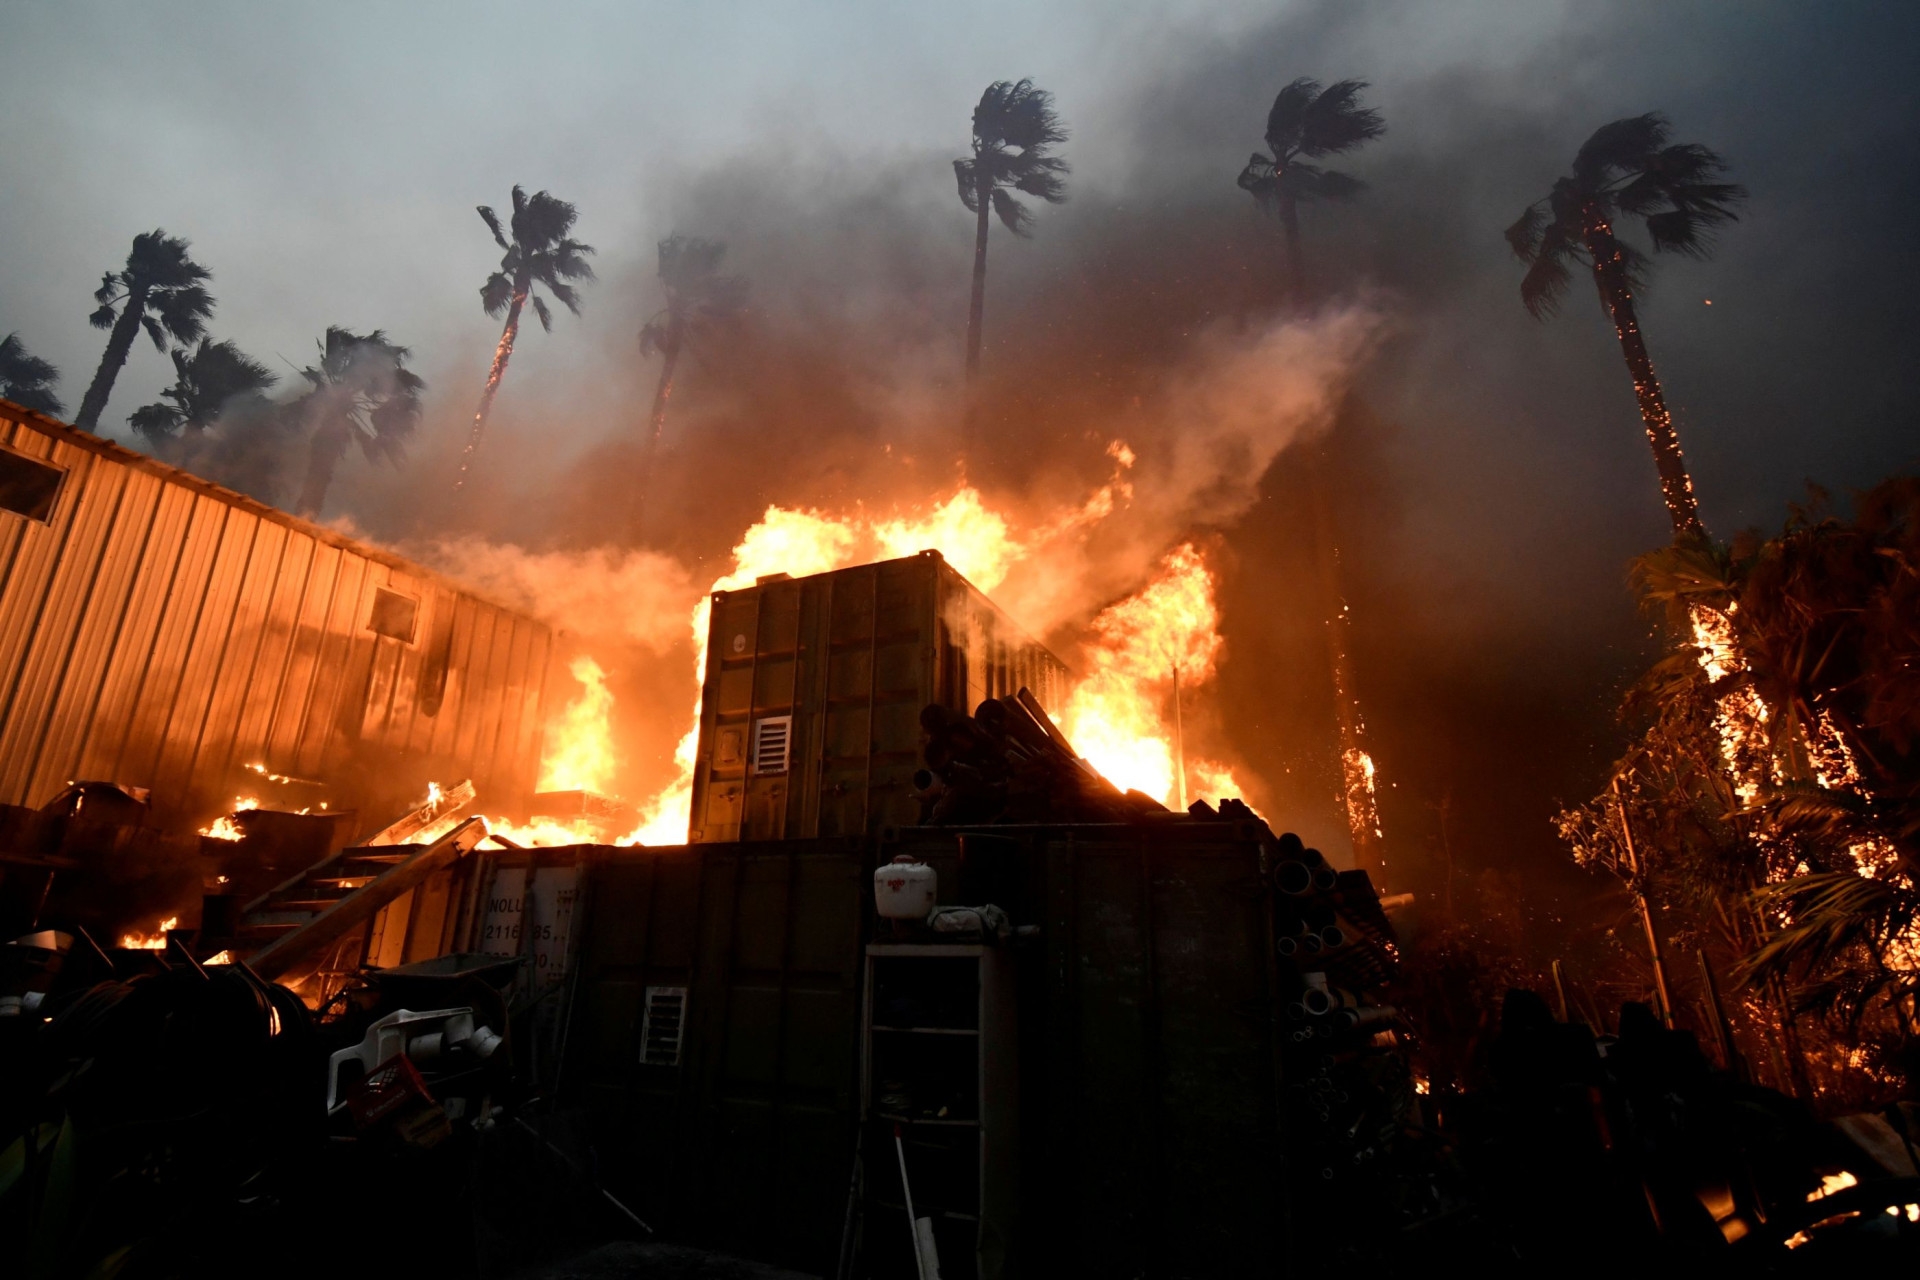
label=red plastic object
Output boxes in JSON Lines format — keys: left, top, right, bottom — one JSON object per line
{"left": 344, "top": 1052, "right": 434, "bottom": 1130}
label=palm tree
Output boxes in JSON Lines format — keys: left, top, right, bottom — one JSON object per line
{"left": 0, "top": 333, "right": 64, "bottom": 417}
{"left": 1506, "top": 114, "right": 1745, "bottom": 539}
{"left": 955, "top": 79, "right": 1069, "bottom": 383}
{"left": 74, "top": 231, "right": 215, "bottom": 432}
{"left": 637, "top": 234, "right": 746, "bottom": 492}
{"left": 293, "top": 328, "right": 425, "bottom": 517}
{"left": 128, "top": 339, "right": 277, "bottom": 442}
{"left": 452, "top": 187, "right": 594, "bottom": 489}
{"left": 1236, "top": 78, "right": 1384, "bottom": 294}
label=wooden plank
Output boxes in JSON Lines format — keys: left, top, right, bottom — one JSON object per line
{"left": 247, "top": 816, "right": 488, "bottom": 981}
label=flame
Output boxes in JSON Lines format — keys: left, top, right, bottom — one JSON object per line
{"left": 119, "top": 916, "right": 179, "bottom": 950}
{"left": 199, "top": 796, "right": 261, "bottom": 840}
{"left": 538, "top": 656, "right": 618, "bottom": 794}
{"left": 528, "top": 442, "right": 1254, "bottom": 844}
{"left": 1807, "top": 1170, "right": 1858, "bottom": 1202}
{"left": 1057, "top": 544, "right": 1250, "bottom": 809}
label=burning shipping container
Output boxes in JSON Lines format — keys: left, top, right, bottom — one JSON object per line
{"left": 688, "top": 550, "right": 1069, "bottom": 843}
{"left": 0, "top": 400, "right": 556, "bottom": 834}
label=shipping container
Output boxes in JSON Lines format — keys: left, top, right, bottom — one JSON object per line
{"left": 0, "top": 400, "right": 556, "bottom": 832}
{"left": 560, "top": 818, "right": 1289, "bottom": 1277}
{"left": 689, "top": 551, "right": 1069, "bottom": 844}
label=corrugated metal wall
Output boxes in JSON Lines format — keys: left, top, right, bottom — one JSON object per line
{"left": 0, "top": 402, "right": 554, "bottom": 831}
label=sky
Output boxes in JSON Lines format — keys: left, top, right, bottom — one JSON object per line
{"left": 3, "top": 1, "right": 1918, "bottom": 937}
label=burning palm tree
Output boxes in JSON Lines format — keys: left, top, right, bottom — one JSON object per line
{"left": 1506, "top": 114, "right": 1745, "bottom": 539}
{"left": 1236, "top": 78, "right": 1384, "bottom": 294}
{"left": 128, "top": 339, "right": 277, "bottom": 441}
{"left": 0, "top": 333, "right": 64, "bottom": 417}
{"left": 453, "top": 186, "right": 594, "bottom": 489}
{"left": 293, "top": 327, "right": 425, "bottom": 517}
{"left": 637, "top": 234, "right": 746, "bottom": 500}
{"left": 75, "top": 230, "right": 215, "bottom": 432}
{"left": 955, "top": 79, "right": 1069, "bottom": 385}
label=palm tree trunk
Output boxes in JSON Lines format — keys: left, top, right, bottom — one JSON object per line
{"left": 453, "top": 287, "right": 526, "bottom": 491}
{"left": 965, "top": 181, "right": 991, "bottom": 379}
{"left": 1280, "top": 192, "right": 1305, "bottom": 298}
{"left": 962, "top": 178, "right": 992, "bottom": 469}
{"left": 295, "top": 418, "right": 347, "bottom": 518}
{"left": 74, "top": 291, "right": 146, "bottom": 431}
{"left": 630, "top": 326, "right": 684, "bottom": 538}
{"left": 1306, "top": 449, "right": 1383, "bottom": 875}
{"left": 1583, "top": 219, "right": 1704, "bottom": 539}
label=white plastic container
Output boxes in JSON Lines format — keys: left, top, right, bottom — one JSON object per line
{"left": 874, "top": 855, "right": 938, "bottom": 919}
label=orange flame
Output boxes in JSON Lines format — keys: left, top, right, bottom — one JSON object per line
{"left": 1058, "top": 543, "right": 1250, "bottom": 809}
{"left": 538, "top": 656, "right": 618, "bottom": 794}
{"left": 119, "top": 916, "right": 178, "bottom": 950}
{"left": 199, "top": 796, "right": 261, "bottom": 841}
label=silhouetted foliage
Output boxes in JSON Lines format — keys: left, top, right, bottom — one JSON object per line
{"left": 1507, "top": 115, "right": 1745, "bottom": 536}
{"left": 454, "top": 187, "right": 594, "bottom": 488}
{"left": 1236, "top": 77, "right": 1384, "bottom": 291}
{"left": 128, "top": 338, "right": 276, "bottom": 441}
{"left": 75, "top": 231, "right": 215, "bottom": 432}
{"left": 293, "top": 327, "right": 425, "bottom": 517}
{"left": 0, "top": 333, "right": 64, "bottom": 417}
{"left": 955, "top": 79, "right": 1070, "bottom": 387}
{"left": 636, "top": 234, "right": 747, "bottom": 509}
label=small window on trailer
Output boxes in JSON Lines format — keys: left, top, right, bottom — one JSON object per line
{"left": 0, "top": 445, "right": 66, "bottom": 523}
{"left": 367, "top": 587, "right": 420, "bottom": 643}
{"left": 751, "top": 715, "right": 793, "bottom": 775}
{"left": 640, "top": 985, "right": 688, "bottom": 1066}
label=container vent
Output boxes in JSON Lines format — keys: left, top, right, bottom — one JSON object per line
{"left": 751, "top": 715, "right": 793, "bottom": 775}
{"left": 367, "top": 587, "right": 420, "bottom": 643}
{"left": 640, "top": 985, "right": 687, "bottom": 1067}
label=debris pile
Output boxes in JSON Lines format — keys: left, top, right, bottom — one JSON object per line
{"left": 914, "top": 689, "right": 1169, "bottom": 824}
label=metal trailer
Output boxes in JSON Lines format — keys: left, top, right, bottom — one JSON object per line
{"left": 559, "top": 817, "right": 1288, "bottom": 1278}
{"left": 688, "top": 551, "right": 1069, "bottom": 845}
{"left": 0, "top": 401, "right": 555, "bottom": 832}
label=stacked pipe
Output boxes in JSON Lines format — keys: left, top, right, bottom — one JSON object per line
{"left": 1270, "top": 833, "right": 1398, "bottom": 989}
{"left": 914, "top": 687, "right": 1169, "bottom": 825}
{"left": 1265, "top": 830, "right": 1417, "bottom": 1204}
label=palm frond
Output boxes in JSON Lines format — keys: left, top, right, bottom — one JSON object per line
{"left": 1297, "top": 78, "right": 1385, "bottom": 157}
{"left": 0, "top": 333, "right": 65, "bottom": 416}
{"left": 1008, "top": 153, "right": 1069, "bottom": 203}
{"left": 1517, "top": 249, "right": 1574, "bottom": 319}
{"left": 128, "top": 401, "right": 184, "bottom": 441}
{"left": 543, "top": 280, "right": 582, "bottom": 315}
{"left": 481, "top": 271, "right": 515, "bottom": 318}
{"left": 1263, "top": 77, "right": 1321, "bottom": 156}
{"left": 954, "top": 157, "right": 982, "bottom": 212}
{"left": 990, "top": 187, "right": 1032, "bottom": 237}
{"left": 93, "top": 273, "right": 122, "bottom": 306}
{"left": 972, "top": 79, "right": 1067, "bottom": 153}
{"left": 531, "top": 295, "right": 554, "bottom": 333}
{"left": 1504, "top": 202, "right": 1549, "bottom": 260}
{"left": 1289, "top": 164, "right": 1363, "bottom": 202}
{"left": 151, "top": 285, "right": 215, "bottom": 343}
{"left": 1572, "top": 113, "right": 1671, "bottom": 186}
{"left": 477, "top": 204, "right": 510, "bottom": 251}
{"left": 141, "top": 315, "right": 167, "bottom": 353}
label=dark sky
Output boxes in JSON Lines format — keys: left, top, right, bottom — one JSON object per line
{"left": 3, "top": 2, "right": 1916, "bottom": 921}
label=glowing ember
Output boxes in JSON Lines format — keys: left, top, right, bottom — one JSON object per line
{"left": 1058, "top": 544, "right": 1250, "bottom": 809}
{"left": 119, "top": 916, "right": 178, "bottom": 950}
{"left": 1807, "top": 1170, "right": 1858, "bottom": 1202}
{"left": 204, "top": 950, "right": 234, "bottom": 965}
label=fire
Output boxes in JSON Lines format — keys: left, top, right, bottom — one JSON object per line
{"left": 199, "top": 796, "right": 261, "bottom": 840}
{"left": 204, "top": 950, "right": 234, "bottom": 965}
{"left": 119, "top": 916, "right": 178, "bottom": 950}
{"left": 538, "top": 656, "right": 618, "bottom": 794}
{"left": 1057, "top": 544, "right": 1251, "bottom": 809}
{"left": 519, "top": 442, "right": 1255, "bottom": 845}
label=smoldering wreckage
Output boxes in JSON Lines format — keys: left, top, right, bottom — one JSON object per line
{"left": 0, "top": 398, "right": 1914, "bottom": 1279}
